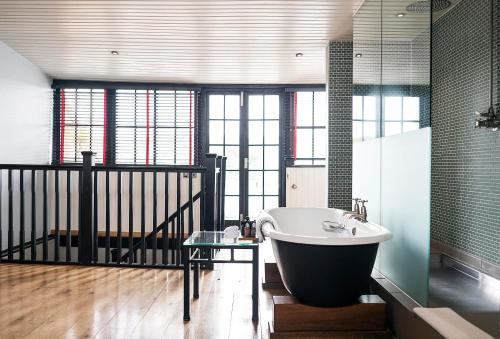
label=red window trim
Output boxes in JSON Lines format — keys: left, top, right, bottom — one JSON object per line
{"left": 59, "top": 89, "right": 66, "bottom": 164}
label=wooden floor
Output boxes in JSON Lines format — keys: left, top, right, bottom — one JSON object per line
{"left": 0, "top": 249, "right": 278, "bottom": 339}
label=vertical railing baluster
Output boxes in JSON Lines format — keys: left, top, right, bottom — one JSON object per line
{"left": 66, "top": 171, "right": 71, "bottom": 262}
{"left": 170, "top": 220, "right": 175, "bottom": 264}
{"left": 31, "top": 170, "right": 36, "bottom": 261}
{"left": 163, "top": 171, "right": 169, "bottom": 265}
{"left": 7, "top": 169, "right": 13, "bottom": 260}
{"left": 188, "top": 173, "right": 193, "bottom": 236}
{"left": 79, "top": 152, "right": 96, "bottom": 264}
{"left": 220, "top": 157, "right": 227, "bottom": 230}
{"left": 54, "top": 169, "right": 60, "bottom": 262}
{"left": 42, "top": 170, "right": 48, "bottom": 261}
{"left": 152, "top": 171, "right": 157, "bottom": 265}
{"left": 19, "top": 170, "right": 25, "bottom": 260}
{"left": 128, "top": 172, "right": 134, "bottom": 264}
{"left": 176, "top": 172, "right": 181, "bottom": 266}
{"left": 140, "top": 171, "right": 146, "bottom": 265}
{"left": 117, "top": 171, "right": 122, "bottom": 263}
{"left": 216, "top": 156, "right": 222, "bottom": 231}
{"left": 76, "top": 171, "right": 83, "bottom": 259}
{"left": 93, "top": 171, "right": 98, "bottom": 262}
{"left": 105, "top": 170, "right": 110, "bottom": 263}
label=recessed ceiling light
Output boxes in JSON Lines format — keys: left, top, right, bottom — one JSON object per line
{"left": 295, "top": 52, "right": 303, "bottom": 57}
{"left": 396, "top": 12, "right": 405, "bottom": 18}
{"left": 110, "top": 50, "right": 119, "bottom": 55}
{"left": 355, "top": 53, "right": 363, "bottom": 58}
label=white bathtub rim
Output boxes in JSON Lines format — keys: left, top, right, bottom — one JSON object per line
{"left": 260, "top": 208, "right": 392, "bottom": 246}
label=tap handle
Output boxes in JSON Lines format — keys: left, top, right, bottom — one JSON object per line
{"left": 359, "top": 199, "right": 368, "bottom": 205}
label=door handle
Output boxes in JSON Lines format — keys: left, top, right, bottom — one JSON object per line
{"left": 291, "top": 184, "right": 297, "bottom": 189}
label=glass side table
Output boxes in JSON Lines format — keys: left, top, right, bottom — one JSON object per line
{"left": 182, "top": 231, "right": 259, "bottom": 321}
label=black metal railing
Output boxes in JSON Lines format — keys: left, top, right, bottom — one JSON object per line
{"left": 0, "top": 164, "right": 81, "bottom": 263}
{"left": 0, "top": 153, "right": 226, "bottom": 268}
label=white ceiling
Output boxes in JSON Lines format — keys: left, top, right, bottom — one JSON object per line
{"left": 354, "top": 0, "right": 433, "bottom": 85}
{"left": 0, "top": 0, "right": 362, "bottom": 84}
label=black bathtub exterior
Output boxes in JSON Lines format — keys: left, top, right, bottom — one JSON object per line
{"left": 271, "top": 238, "right": 379, "bottom": 307}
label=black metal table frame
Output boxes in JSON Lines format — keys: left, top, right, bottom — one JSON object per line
{"left": 183, "top": 244, "right": 259, "bottom": 321}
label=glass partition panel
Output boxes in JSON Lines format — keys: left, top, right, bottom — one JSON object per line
{"left": 353, "top": 0, "right": 431, "bottom": 306}
{"left": 379, "top": 128, "right": 431, "bottom": 305}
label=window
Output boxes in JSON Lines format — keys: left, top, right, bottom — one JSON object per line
{"left": 353, "top": 95, "right": 420, "bottom": 142}
{"left": 115, "top": 89, "right": 195, "bottom": 165}
{"left": 353, "top": 95, "right": 378, "bottom": 142}
{"left": 383, "top": 96, "right": 420, "bottom": 136}
{"left": 292, "top": 91, "right": 327, "bottom": 165}
{"left": 55, "top": 88, "right": 197, "bottom": 165}
{"left": 59, "top": 88, "right": 105, "bottom": 164}
{"left": 247, "top": 94, "right": 280, "bottom": 218}
{"left": 207, "top": 94, "right": 241, "bottom": 220}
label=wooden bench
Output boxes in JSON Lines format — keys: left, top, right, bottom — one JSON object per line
{"left": 413, "top": 307, "right": 493, "bottom": 339}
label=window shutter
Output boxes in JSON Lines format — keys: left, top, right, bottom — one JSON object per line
{"left": 115, "top": 89, "right": 196, "bottom": 165}
{"left": 60, "top": 88, "right": 105, "bottom": 163}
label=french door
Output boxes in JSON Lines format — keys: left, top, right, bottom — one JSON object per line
{"left": 207, "top": 91, "right": 282, "bottom": 223}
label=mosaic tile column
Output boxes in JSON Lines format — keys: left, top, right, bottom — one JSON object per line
{"left": 327, "top": 41, "right": 353, "bottom": 210}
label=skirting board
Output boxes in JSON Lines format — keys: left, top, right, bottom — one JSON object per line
{"left": 431, "top": 240, "right": 500, "bottom": 280}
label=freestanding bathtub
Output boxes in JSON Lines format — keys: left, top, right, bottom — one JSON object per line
{"left": 258, "top": 207, "right": 391, "bottom": 307}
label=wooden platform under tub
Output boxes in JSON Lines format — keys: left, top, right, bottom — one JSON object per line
{"left": 262, "top": 247, "right": 391, "bottom": 338}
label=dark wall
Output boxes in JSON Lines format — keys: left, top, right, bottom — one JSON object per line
{"left": 328, "top": 41, "right": 353, "bottom": 210}
{"left": 431, "top": 0, "right": 500, "bottom": 266}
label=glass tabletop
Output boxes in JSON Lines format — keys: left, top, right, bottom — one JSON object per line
{"left": 183, "top": 231, "right": 258, "bottom": 248}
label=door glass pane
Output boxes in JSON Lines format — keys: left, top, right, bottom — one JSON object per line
{"left": 209, "top": 121, "right": 224, "bottom": 144}
{"left": 249, "top": 95, "right": 263, "bottom": 119}
{"left": 248, "top": 171, "right": 263, "bottom": 195}
{"left": 225, "top": 121, "right": 239, "bottom": 144}
{"left": 249, "top": 121, "right": 264, "bottom": 145}
{"left": 264, "top": 171, "right": 279, "bottom": 195}
{"left": 225, "top": 196, "right": 239, "bottom": 220}
{"left": 264, "top": 196, "right": 279, "bottom": 210}
{"left": 249, "top": 146, "right": 263, "bottom": 170}
{"left": 264, "top": 95, "right": 280, "bottom": 119}
{"left": 264, "top": 146, "right": 279, "bottom": 170}
{"left": 248, "top": 196, "right": 263, "bottom": 219}
{"left": 209, "top": 95, "right": 224, "bottom": 119}
{"left": 209, "top": 145, "right": 223, "bottom": 156}
{"left": 264, "top": 120, "right": 279, "bottom": 145}
{"left": 225, "top": 95, "right": 240, "bottom": 119}
{"left": 225, "top": 171, "right": 239, "bottom": 195}
{"left": 225, "top": 146, "right": 239, "bottom": 170}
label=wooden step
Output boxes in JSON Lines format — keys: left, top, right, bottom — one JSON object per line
{"left": 263, "top": 260, "right": 285, "bottom": 289}
{"left": 269, "top": 322, "right": 393, "bottom": 339}
{"left": 273, "top": 295, "right": 387, "bottom": 333}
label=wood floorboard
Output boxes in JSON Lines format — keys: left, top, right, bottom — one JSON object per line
{"left": 0, "top": 248, "right": 270, "bottom": 339}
